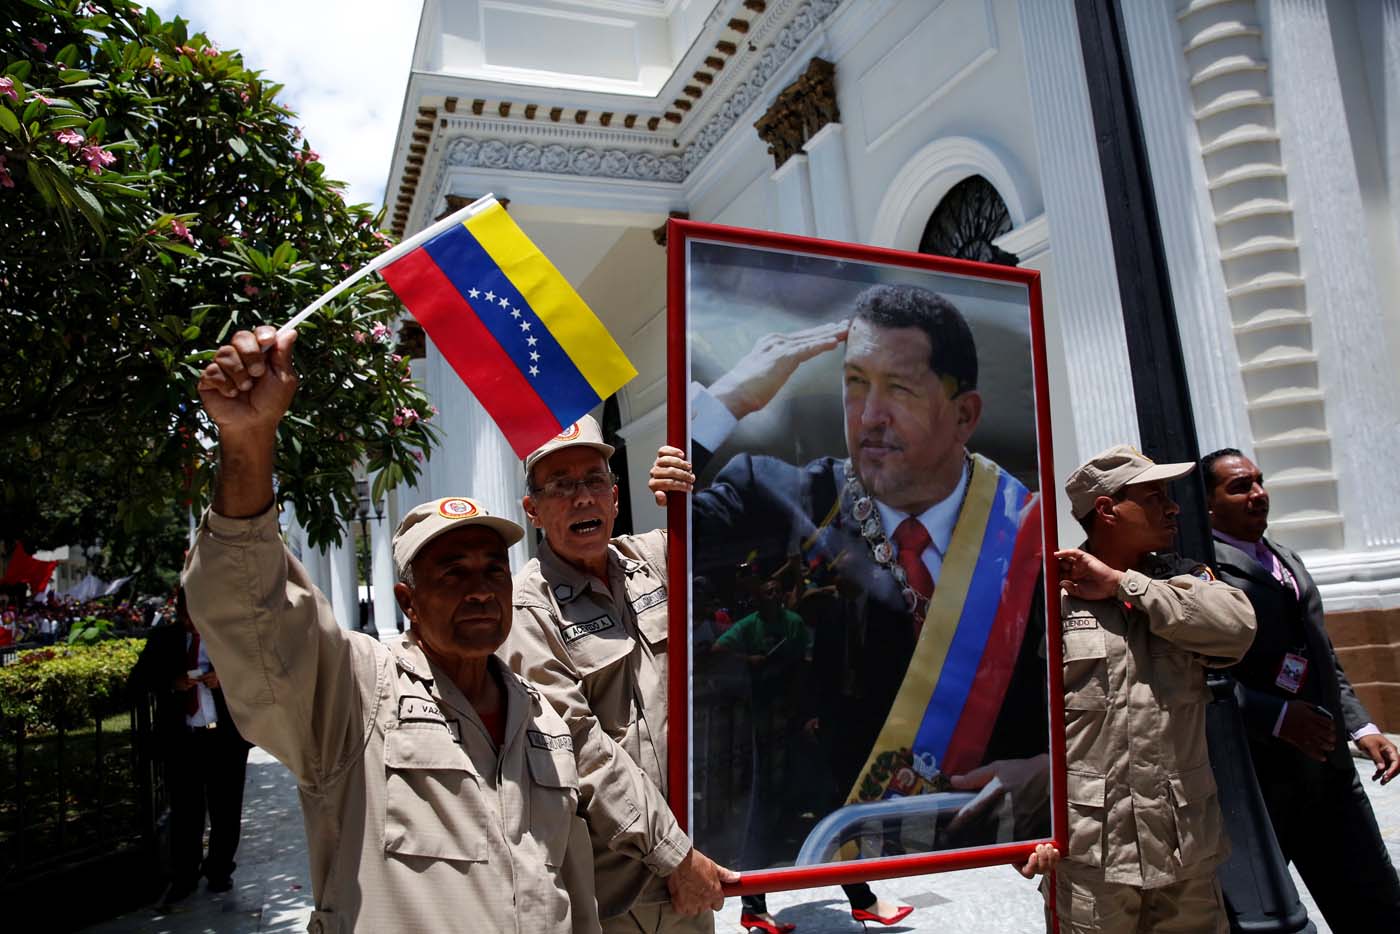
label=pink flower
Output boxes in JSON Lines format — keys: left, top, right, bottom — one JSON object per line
{"left": 296, "top": 148, "right": 319, "bottom": 165}
{"left": 243, "top": 283, "right": 259, "bottom": 296}
{"left": 0, "top": 155, "right": 13, "bottom": 190}
{"left": 428, "top": 405, "right": 439, "bottom": 416}
{"left": 149, "top": 56, "right": 163, "bottom": 74}
{"left": 292, "top": 127, "right": 302, "bottom": 140}
{"left": 398, "top": 406, "right": 419, "bottom": 424}
{"left": 201, "top": 45, "right": 219, "bottom": 58}
{"left": 177, "top": 45, "right": 198, "bottom": 58}
{"left": 392, "top": 414, "right": 404, "bottom": 427}
{"left": 29, "top": 39, "right": 47, "bottom": 54}
{"left": 239, "top": 90, "right": 249, "bottom": 103}
{"left": 54, "top": 128, "right": 84, "bottom": 150}
{"left": 352, "top": 331, "right": 367, "bottom": 344}
{"left": 412, "top": 450, "right": 424, "bottom": 463}
{"left": 170, "top": 218, "right": 194, "bottom": 244}
{"left": 31, "top": 93, "right": 59, "bottom": 106}
{"left": 337, "top": 433, "right": 346, "bottom": 442}
{"left": 0, "top": 78, "right": 17, "bottom": 103}
{"left": 389, "top": 353, "right": 402, "bottom": 364}
{"left": 340, "top": 262, "right": 351, "bottom": 271}
{"left": 80, "top": 144, "right": 115, "bottom": 173}
{"left": 370, "top": 322, "right": 390, "bottom": 341}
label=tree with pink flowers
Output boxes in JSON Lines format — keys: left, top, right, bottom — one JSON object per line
{"left": 1, "top": 1, "right": 435, "bottom": 580}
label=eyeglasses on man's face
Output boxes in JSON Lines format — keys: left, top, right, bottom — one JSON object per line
{"left": 531, "top": 471, "right": 617, "bottom": 500}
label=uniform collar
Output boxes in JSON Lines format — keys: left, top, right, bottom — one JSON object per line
{"left": 392, "top": 632, "right": 534, "bottom": 744}
{"left": 537, "top": 535, "right": 642, "bottom": 605}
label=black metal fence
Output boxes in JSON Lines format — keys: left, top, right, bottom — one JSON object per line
{"left": 0, "top": 687, "right": 167, "bottom": 928}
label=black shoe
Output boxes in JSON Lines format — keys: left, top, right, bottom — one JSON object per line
{"left": 206, "top": 876, "right": 233, "bottom": 893}
{"left": 158, "top": 880, "right": 197, "bottom": 908}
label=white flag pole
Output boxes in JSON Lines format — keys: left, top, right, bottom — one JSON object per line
{"left": 278, "top": 192, "right": 499, "bottom": 334}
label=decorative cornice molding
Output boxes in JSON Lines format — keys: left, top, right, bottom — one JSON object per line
{"left": 403, "top": 0, "right": 841, "bottom": 225}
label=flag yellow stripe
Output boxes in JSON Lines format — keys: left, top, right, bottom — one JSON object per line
{"left": 464, "top": 205, "right": 638, "bottom": 397}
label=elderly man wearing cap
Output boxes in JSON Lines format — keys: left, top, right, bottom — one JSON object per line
{"left": 1050, "top": 444, "right": 1256, "bottom": 934}
{"left": 501, "top": 416, "right": 737, "bottom": 934}
{"left": 184, "top": 325, "right": 599, "bottom": 934}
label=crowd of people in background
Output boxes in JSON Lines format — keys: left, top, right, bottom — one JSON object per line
{"left": 0, "top": 587, "right": 167, "bottom": 647}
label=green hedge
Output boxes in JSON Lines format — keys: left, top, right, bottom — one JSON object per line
{"left": 0, "top": 638, "right": 144, "bottom": 733}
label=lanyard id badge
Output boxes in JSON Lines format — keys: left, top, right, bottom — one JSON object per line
{"left": 1275, "top": 651, "right": 1309, "bottom": 694}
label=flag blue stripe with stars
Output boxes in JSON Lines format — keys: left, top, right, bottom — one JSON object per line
{"left": 422, "top": 223, "right": 601, "bottom": 417}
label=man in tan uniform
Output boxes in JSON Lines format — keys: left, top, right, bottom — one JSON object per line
{"left": 502, "top": 416, "right": 736, "bottom": 934}
{"left": 1049, "top": 445, "right": 1256, "bottom": 933}
{"left": 185, "top": 324, "right": 599, "bottom": 934}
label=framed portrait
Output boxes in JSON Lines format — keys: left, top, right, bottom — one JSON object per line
{"left": 663, "top": 220, "right": 1067, "bottom": 893}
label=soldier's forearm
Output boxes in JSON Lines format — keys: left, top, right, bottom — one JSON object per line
{"left": 213, "top": 430, "right": 276, "bottom": 518}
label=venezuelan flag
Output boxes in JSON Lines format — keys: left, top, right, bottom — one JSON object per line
{"left": 378, "top": 197, "right": 637, "bottom": 457}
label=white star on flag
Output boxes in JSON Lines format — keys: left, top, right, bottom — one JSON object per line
{"left": 485, "top": 290, "right": 496, "bottom": 302}
{"left": 498, "top": 297, "right": 509, "bottom": 308}
{"left": 529, "top": 365, "right": 539, "bottom": 377}
{"left": 511, "top": 309, "right": 521, "bottom": 319}
{"left": 520, "top": 321, "right": 531, "bottom": 331}
{"left": 529, "top": 351, "right": 540, "bottom": 361}
{"left": 526, "top": 335, "right": 537, "bottom": 346}
{"left": 468, "top": 288, "right": 480, "bottom": 299}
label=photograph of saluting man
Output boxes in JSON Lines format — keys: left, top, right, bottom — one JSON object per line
{"left": 662, "top": 239, "right": 1053, "bottom": 873}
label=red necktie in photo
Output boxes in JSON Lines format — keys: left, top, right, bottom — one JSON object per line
{"left": 893, "top": 517, "right": 935, "bottom": 638}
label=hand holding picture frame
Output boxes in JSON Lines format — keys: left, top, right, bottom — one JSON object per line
{"left": 663, "top": 220, "right": 1068, "bottom": 894}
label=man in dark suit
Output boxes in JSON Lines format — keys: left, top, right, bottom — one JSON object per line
{"left": 1203, "top": 448, "right": 1400, "bottom": 929}
{"left": 130, "top": 588, "right": 251, "bottom": 906}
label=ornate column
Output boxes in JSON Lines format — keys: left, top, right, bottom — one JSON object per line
{"left": 803, "top": 123, "right": 856, "bottom": 242}
{"left": 756, "top": 57, "right": 840, "bottom": 238}
{"left": 326, "top": 529, "right": 359, "bottom": 632}
{"left": 370, "top": 498, "right": 399, "bottom": 635}
{"left": 1265, "top": 0, "right": 1400, "bottom": 553}
{"left": 1014, "top": 0, "right": 1140, "bottom": 459}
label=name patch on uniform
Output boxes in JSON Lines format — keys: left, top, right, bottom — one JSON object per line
{"left": 630, "top": 586, "right": 667, "bottom": 615}
{"left": 560, "top": 614, "right": 615, "bottom": 643}
{"left": 1062, "top": 616, "right": 1100, "bottom": 632}
{"left": 399, "top": 695, "right": 448, "bottom": 723}
{"left": 527, "top": 730, "right": 574, "bottom": 752}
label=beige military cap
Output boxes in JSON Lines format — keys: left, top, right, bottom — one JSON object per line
{"left": 523, "top": 415, "right": 615, "bottom": 478}
{"left": 392, "top": 497, "right": 524, "bottom": 579}
{"left": 1065, "top": 444, "right": 1195, "bottom": 519}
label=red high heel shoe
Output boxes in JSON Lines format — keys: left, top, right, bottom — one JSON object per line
{"left": 851, "top": 904, "right": 914, "bottom": 926}
{"left": 738, "top": 914, "right": 796, "bottom": 934}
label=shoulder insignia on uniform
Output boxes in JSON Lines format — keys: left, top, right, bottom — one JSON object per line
{"left": 559, "top": 614, "right": 615, "bottom": 643}
{"left": 1190, "top": 564, "right": 1216, "bottom": 582}
{"left": 527, "top": 730, "right": 573, "bottom": 752}
{"left": 553, "top": 583, "right": 573, "bottom": 602}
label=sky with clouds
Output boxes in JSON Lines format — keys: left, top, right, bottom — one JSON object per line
{"left": 146, "top": 0, "right": 424, "bottom": 212}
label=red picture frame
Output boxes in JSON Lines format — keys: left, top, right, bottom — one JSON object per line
{"left": 664, "top": 219, "right": 1067, "bottom": 895}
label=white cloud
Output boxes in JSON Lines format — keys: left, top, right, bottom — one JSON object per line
{"left": 146, "top": 0, "right": 423, "bottom": 212}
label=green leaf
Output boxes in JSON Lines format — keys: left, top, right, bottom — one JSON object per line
{"left": 55, "top": 44, "right": 80, "bottom": 68}
{"left": 228, "top": 135, "right": 247, "bottom": 157}
{"left": 0, "top": 106, "right": 18, "bottom": 135}
{"left": 5, "top": 61, "right": 32, "bottom": 81}
{"left": 86, "top": 117, "right": 106, "bottom": 140}
{"left": 44, "top": 114, "right": 89, "bottom": 130}
{"left": 181, "top": 325, "right": 201, "bottom": 340}
{"left": 59, "top": 69, "right": 90, "bottom": 84}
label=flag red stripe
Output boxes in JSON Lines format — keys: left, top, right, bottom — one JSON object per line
{"left": 940, "top": 496, "right": 1044, "bottom": 775}
{"left": 381, "top": 247, "right": 562, "bottom": 457}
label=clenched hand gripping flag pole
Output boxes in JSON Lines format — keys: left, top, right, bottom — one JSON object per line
{"left": 280, "top": 194, "right": 637, "bottom": 457}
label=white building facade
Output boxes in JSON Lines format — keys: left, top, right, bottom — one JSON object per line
{"left": 317, "top": 0, "right": 1400, "bottom": 721}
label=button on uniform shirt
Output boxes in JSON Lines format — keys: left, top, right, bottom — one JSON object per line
{"left": 1059, "top": 554, "right": 1256, "bottom": 888}
{"left": 504, "top": 529, "right": 692, "bottom": 921}
{"left": 183, "top": 507, "right": 599, "bottom": 934}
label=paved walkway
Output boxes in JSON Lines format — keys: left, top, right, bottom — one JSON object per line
{"left": 85, "top": 745, "right": 1400, "bottom": 933}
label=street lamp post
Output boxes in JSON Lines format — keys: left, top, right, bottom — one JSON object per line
{"left": 354, "top": 479, "right": 385, "bottom": 639}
